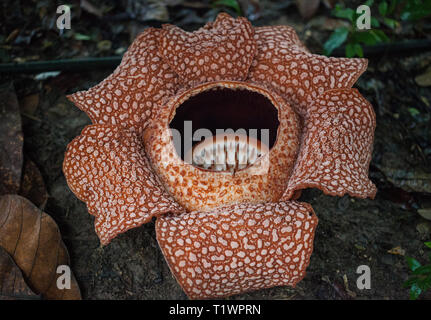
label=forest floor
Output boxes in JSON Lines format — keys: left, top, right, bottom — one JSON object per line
{"left": 1, "top": 0, "right": 431, "bottom": 299}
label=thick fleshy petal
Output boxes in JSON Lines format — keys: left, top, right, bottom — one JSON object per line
{"left": 248, "top": 26, "right": 367, "bottom": 117}
{"left": 253, "top": 25, "right": 310, "bottom": 52}
{"left": 283, "top": 89, "right": 377, "bottom": 200}
{"left": 67, "top": 28, "right": 179, "bottom": 133}
{"left": 63, "top": 125, "right": 183, "bottom": 245}
{"left": 159, "top": 13, "right": 256, "bottom": 86}
{"left": 156, "top": 201, "right": 318, "bottom": 299}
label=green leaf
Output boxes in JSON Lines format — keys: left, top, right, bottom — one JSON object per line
{"left": 401, "top": 0, "right": 431, "bottom": 21}
{"left": 324, "top": 27, "right": 349, "bottom": 56}
{"left": 354, "top": 43, "right": 364, "bottom": 57}
{"left": 419, "top": 275, "right": 431, "bottom": 291}
{"left": 354, "top": 31, "right": 378, "bottom": 45}
{"left": 371, "top": 17, "right": 380, "bottom": 27}
{"left": 383, "top": 17, "right": 399, "bottom": 29}
{"left": 406, "top": 256, "right": 422, "bottom": 271}
{"left": 213, "top": 0, "right": 242, "bottom": 15}
{"left": 410, "top": 283, "right": 422, "bottom": 300}
{"left": 364, "top": 0, "right": 375, "bottom": 6}
{"left": 388, "top": 0, "right": 400, "bottom": 15}
{"left": 424, "top": 242, "right": 431, "bottom": 249}
{"left": 379, "top": 1, "right": 388, "bottom": 16}
{"left": 404, "top": 276, "right": 420, "bottom": 288}
{"left": 333, "top": 5, "right": 355, "bottom": 22}
{"left": 346, "top": 43, "right": 355, "bottom": 58}
{"left": 73, "top": 33, "right": 91, "bottom": 41}
{"left": 378, "top": 30, "right": 390, "bottom": 42}
{"left": 408, "top": 108, "right": 420, "bottom": 117}
{"left": 346, "top": 43, "right": 364, "bottom": 58}
{"left": 370, "top": 29, "right": 390, "bottom": 43}
{"left": 413, "top": 264, "right": 431, "bottom": 275}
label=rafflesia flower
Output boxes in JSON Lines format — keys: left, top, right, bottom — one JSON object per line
{"left": 63, "top": 13, "right": 376, "bottom": 299}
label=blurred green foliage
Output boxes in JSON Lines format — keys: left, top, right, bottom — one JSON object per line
{"left": 212, "top": 0, "right": 242, "bottom": 16}
{"left": 404, "top": 242, "right": 431, "bottom": 300}
{"left": 324, "top": 0, "right": 431, "bottom": 58}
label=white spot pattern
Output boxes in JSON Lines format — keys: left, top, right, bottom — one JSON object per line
{"left": 63, "top": 13, "right": 377, "bottom": 299}
{"left": 159, "top": 13, "right": 256, "bottom": 86}
{"left": 156, "top": 201, "right": 318, "bottom": 299}
{"left": 63, "top": 124, "right": 183, "bottom": 244}
{"left": 68, "top": 29, "right": 179, "bottom": 134}
{"left": 282, "top": 89, "right": 377, "bottom": 200}
{"left": 248, "top": 26, "right": 368, "bottom": 118}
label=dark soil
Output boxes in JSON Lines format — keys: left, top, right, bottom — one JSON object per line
{"left": 1, "top": 0, "right": 431, "bottom": 300}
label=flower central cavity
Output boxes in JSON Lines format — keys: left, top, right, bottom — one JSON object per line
{"left": 169, "top": 84, "right": 280, "bottom": 173}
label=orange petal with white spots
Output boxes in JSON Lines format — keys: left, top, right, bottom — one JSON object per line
{"left": 253, "top": 25, "right": 310, "bottom": 52}
{"left": 63, "top": 124, "right": 183, "bottom": 245}
{"left": 159, "top": 13, "right": 256, "bottom": 86}
{"left": 282, "top": 89, "right": 377, "bottom": 200}
{"left": 156, "top": 201, "right": 318, "bottom": 299}
{"left": 248, "top": 26, "right": 367, "bottom": 118}
{"left": 67, "top": 28, "right": 179, "bottom": 134}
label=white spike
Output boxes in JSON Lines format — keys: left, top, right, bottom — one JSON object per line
{"left": 185, "top": 133, "right": 269, "bottom": 172}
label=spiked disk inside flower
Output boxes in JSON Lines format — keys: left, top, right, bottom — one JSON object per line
{"left": 186, "top": 133, "right": 269, "bottom": 172}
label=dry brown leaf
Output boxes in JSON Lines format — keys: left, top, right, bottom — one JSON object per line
{"left": 0, "top": 246, "right": 41, "bottom": 300}
{"left": 19, "top": 93, "right": 39, "bottom": 116}
{"left": 0, "top": 83, "right": 23, "bottom": 195}
{"left": 19, "top": 158, "right": 49, "bottom": 209}
{"left": 342, "top": 274, "right": 357, "bottom": 298}
{"left": 0, "top": 195, "right": 81, "bottom": 300}
{"left": 387, "top": 246, "right": 406, "bottom": 256}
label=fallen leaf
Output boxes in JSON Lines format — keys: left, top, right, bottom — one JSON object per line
{"left": 34, "top": 71, "right": 61, "bottom": 81}
{"left": 354, "top": 244, "right": 366, "bottom": 251}
{"left": 415, "top": 67, "right": 431, "bottom": 87}
{"left": 378, "top": 167, "right": 431, "bottom": 194}
{"left": 420, "top": 96, "right": 430, "bottom": 107}
{"left": 342, "top": 274, "right": 357, "bottom": 298}
{"left": 418, "top": 208, "right": 431, "bottom": 221}
{"left": 387, "top": 246, "right": 406, "bottom": 256}
{"left": 0, "top": 195, "right": 81, "bottom": 300}
{"left": 0, "top": 246, "right": 40, "bottom": 300}
{"left": 81, "top": 0, "right": 103, "bottom": 18}
{"left": 19, "top": 157, "right": 49, "bottom": 209}
{"left": 19, "top": 93, "right": 39, "bottom": 116}
{"left": 296, "top": 0, "right": 320, "bottom": 19}
{"left": 97, "top": 40, "right": 112, "bottom": 52}
{"left": 5, "top": 29, "right": 20, "bottom": 44}
{"left": 416, "top": 222, "right": 431, "bottom": 239}
{"left": 0, "top": 82, "right": 23, "bottom": 195}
